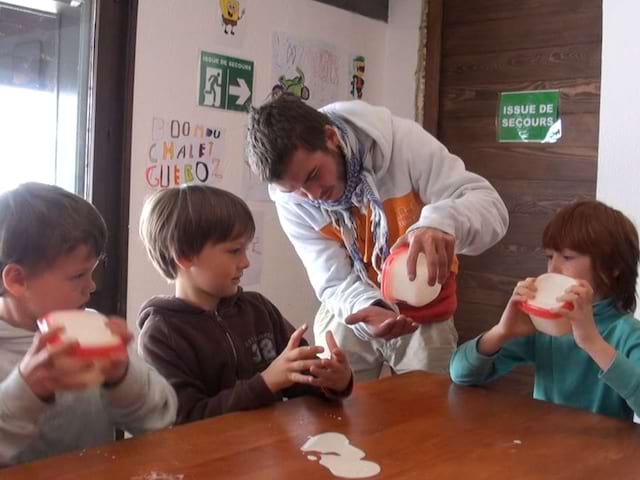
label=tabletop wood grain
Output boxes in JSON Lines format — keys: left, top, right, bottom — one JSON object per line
{"left": 4, "top": 371, "right": 640, "bottom": 479}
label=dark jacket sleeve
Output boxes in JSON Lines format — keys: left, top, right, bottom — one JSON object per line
{"left": 263, "top": 298, "right": 353, "bottom": 400}
{"left": 138, "top": 315, "right": 278, "bottom": 424}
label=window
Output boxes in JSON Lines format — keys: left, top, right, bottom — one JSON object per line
{"left": 0, "top": 0, "right": 95, "bottom": 195}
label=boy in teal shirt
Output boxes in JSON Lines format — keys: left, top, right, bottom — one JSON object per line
{"left": 450, "top": 200, "right": 640, "bottom": 420}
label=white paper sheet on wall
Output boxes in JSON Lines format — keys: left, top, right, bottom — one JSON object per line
{"left": 271, "top": 31, "right": 340, "bottom": 108}
{"left": 241, "top": 208, "right": 264, "bottom": 287}
{"left": 241, "top": 160, "right": 271, "bottom": 202}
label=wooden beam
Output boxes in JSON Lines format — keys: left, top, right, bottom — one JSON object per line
{"left": 423, "top": 0, "right": 443, "bottom": 136}
{"left": 311, "top": 0, "right": 389, "bottom": 22}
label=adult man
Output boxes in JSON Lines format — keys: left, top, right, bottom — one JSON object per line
{"left": 246, "top": 94, "right": 508, "bottom": 381}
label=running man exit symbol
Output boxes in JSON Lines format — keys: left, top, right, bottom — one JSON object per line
{"left": 199, "top": 51, "right": 254, "bottom": 112}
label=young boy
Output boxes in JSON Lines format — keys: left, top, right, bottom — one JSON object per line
{"left": 450, "top": 200, "right": 640, "bottom": 420}
{"left": 0, "top": 183, "right": 177, "bottom": 467}
{"left": 137, "top": 184, "right": 353, "bottom": 425}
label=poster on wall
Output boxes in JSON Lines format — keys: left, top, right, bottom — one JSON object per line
{"left": 213, "top": 0, "right": 251, "bottom": 47}
{"left": 240, "top": 208, "right": 264, "bottom": 287}
{"left": 497, "top": 90, "right": 561, "bottom": 143}
{"left": 271, "top": 31, "right": 339, "bottom": 108}
{"left": 349, "top": 54, "right": 366, "bottom": 99}
{"left": 145, "top": 117, "right": 226, "bottom": 189}
{"left": 198, "top": 51, "right": 254, "bottom": 112}
{"left": 242, "top": 160, "right": 270, "bottom": 202}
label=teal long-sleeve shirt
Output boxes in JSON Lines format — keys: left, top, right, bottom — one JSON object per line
{"left": 450, "top": 300, "right": 640, "bottom": 420}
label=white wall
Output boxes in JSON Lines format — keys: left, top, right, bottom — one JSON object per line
{"left": 597, "top": 0, "right": 640, "bottom": 225}
{"left": 599, "top": 0, "right": 640, "bottom": 315}
{"left": 127, "top": 0, "right": 421, "bottom": 331}
{"left": 383, "top": 0, "right": 422, "bottom": 120}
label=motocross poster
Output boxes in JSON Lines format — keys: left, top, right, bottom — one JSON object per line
{"left": 271, "top": 31, "right": 340, "bottom": 108}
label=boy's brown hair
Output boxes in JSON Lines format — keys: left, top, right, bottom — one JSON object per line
{"left": 246, "top": 93, "right": 334, "bottom": 182}
{"left": 139, "top": 185, "right": 255, "bottom": 281}
{"left": 0, "top": 182, "right": 107, "bottom": 296}
{"left": 543, "top": 200, "right": 639, "bottom": 312}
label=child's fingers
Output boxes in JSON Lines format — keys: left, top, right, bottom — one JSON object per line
{"left": 317, "top": 351, "right": 348, "bottom": 371}
{"left": 514, "top": 287, "right": 535, "bottom": 299}
{"left": 331, "top": 348, "right": 347, "bottom": 364}
{"left": 308, "top": 365, "right": 348, "bottom": 389}
{"left": 289, "top": 358, "right": 323, "bottom": 372}
{"left": 512, "top": 294, "right": 528, "bottom": 303}
{"left": 556, "top": 292, "right": 581, "bottom": 306}
{"left": 47, "top": 338, "right": 81, "bottom": 355}
{"left": 29, "top": 328, "right": 64, "bottom": 355}
{"left": 287, "top": 371, "right": 316, "bottom": 385}
{"left": 52, "top": 371, "right": 99, "bottom": 391}
{"left": 286, "top": 324, "right": 307, "bottom": 350}
{"left": 106, "top": 317, "right": 133, "bottom": 345}
{"left": 47, "top": 354, "right": 94, "bottom": 375}
{"left": 287, "top": 345, "right": 324, "bottom": 361}
{"left": 325, "top": 330, "right": 339, "bottom": 352}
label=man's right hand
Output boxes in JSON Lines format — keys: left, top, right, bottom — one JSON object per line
{"left": 345, "top": 305, "right": 419, "bottom": 340}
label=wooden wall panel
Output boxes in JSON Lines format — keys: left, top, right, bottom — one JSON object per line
{"left": 439, "top": 113, "right": 599, "bottom": 146}
{"left": 428, "top": 1, "right": 602, "bottom": 395}
{"left": 444, "top": 0, "right": 600, "bottom": 25}
{"left": 441, "top": 80, "right": 601, "bottom": 117}
{"left": 443, "top": 11, "right": 602, "bottom": 56}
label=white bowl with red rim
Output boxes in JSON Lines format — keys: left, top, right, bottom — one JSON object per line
{"left": 381, "top": 245, "right": 442, "bottom": 307}
{"left": 37, "top": 310, "right": 126, "bottom": 387}
{"left": 518, "top": 273, "right": 577, "bottom": 337}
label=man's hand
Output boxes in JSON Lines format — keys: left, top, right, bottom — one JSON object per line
{"left": 392, "top": 227, "right": 455, "bottom": 286}
{"left": 345, "top": 305, "right": 418, "bottom": 340}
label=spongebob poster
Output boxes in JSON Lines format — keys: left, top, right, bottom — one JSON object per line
{"left": 214, "top": 0, "right": 251, "bottom": 47}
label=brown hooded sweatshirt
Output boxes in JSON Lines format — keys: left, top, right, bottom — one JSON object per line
{"left": 137, "top": 290, "right": 351, "bottom": 425}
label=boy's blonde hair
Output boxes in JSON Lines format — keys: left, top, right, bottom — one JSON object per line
{"left": 139, "top": 185, "right": 255, "bottom": 280}
{"left": 543, "top": 200, "right": 639, "bottom": 313}
{"left": 0, "top": 182, "right": 107, "bottom": 296}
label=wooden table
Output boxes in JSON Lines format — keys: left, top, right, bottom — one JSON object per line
{"left": 5, "top": 372, "right": 640, "bottom": 479}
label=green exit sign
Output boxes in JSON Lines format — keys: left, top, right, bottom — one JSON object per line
{"left": 497, "top": 90, "right": 561, "bottom": 143}
{"left": 199, "top": 51, "right": 254, "bottom": 113}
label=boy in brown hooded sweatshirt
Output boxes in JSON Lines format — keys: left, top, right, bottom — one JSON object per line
{"left": 137, "top": 185, "right": 352, "bottom": 425}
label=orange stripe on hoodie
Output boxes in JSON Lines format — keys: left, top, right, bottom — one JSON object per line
{"left": 320, "top": 191, "right": 459, "bottom": 324}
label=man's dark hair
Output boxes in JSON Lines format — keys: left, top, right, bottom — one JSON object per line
{"left": 246, "top": 93, "right": 333, "bottom": 182}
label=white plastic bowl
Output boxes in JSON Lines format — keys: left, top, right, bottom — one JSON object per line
{"left": 519, "top": 273, "right": 578, "bottom": 337}
{"left": 381, "top": 246, "right": 442, "bottom": 307}
{"left": 38, "top": 310, "right": 126, "bottom": 387}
